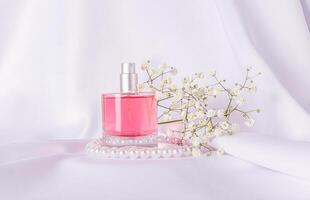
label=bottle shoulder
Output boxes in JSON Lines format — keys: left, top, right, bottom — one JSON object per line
{"left": 102, "top": 92, "right": 155, "bottom": 99}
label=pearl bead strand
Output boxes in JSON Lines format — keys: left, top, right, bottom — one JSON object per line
{"left": 85, "top": 135, "right": 198, "bottom": 160}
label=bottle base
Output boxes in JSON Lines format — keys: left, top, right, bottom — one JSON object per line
{"left": 102, "top": 134, "right": 158, "bottom": 147}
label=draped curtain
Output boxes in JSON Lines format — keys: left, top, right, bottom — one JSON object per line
{"left": 0, "top": 1, "right": 310, "bottom": 199}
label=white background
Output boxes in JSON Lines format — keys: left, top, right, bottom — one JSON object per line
{"left": 0, "top": 0, "right": 310, "bottom": 199}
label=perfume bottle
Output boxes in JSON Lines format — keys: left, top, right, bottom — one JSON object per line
{"left": 102, "top": 63, "right": 157, "bottom": 137}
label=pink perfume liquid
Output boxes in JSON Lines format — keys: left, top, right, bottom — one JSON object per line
{"left": 102, "top": 92, "right": 157, "bottom": 137}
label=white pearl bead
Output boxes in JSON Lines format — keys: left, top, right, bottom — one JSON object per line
{"left": 128, "top": 150, "right": 138, "bottom": 159}
{"left": 101, "top": 149, "right": 109, "bottom": 158}
{"left": 177, "top": 148, "right": 184, "bottom": 157}
{"left": 145, "top": 150, "right": 151, "bottom": 157}
{"left": 139, "top": 150, "right": 149, "bottom": 159}
{"left": 118, "top": 150, "right": 127, "bottom": 159}
{"left": 184, "top": 147, "right": 192, "bottom": 156}
{"left": 171, "top": 149, "right": 178, "bottom": 157}
{"left": 162, "top": 149, "right": 172, "bottom": 158}
{"left": 110, "top": 149, "right": 117, "bottom": 158}
{"left": 86, "top": 136, "right": 194, "bottom": 160}
{"left": 151, "top": 149, "right": 161, "bottom": 159}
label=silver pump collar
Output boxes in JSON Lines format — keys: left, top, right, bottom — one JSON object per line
{"left": 120, "top": 62, "right": 138, "bottom": 93}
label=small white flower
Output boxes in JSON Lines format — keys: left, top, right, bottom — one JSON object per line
{"left": 212, "top": 88, "right": 220, "bottom": 96}
{"left": 249, "top": 86, "right": 257, "bottom": 93}
{"left": 197, "top": 72, "right": 204, "bottom": 79}
{"left": 187, "top": 122, "right": 196, "bottom": 129}
{"left": 141, "top": 63, "right": 149, "bottom": 70}
{"left": 170, "top": 102, "right": 178, "bottom": 109}
{"left": 203, "top": 98, "right": 208, "bottom": 105}
{"left": 207, "top": 69, "right": 216, "bottom": 77}
{"left": 138, "top": 83, "right": 144, "bottom": 91}
{"left": 182, "top": 76, "right": 190, "bottom": 84}
{"left": 197, "top": 88, "right": 205, "bottom": 96}
{"left": 207, "top": 122, "right": 213, "bottom": 132}
{"left": 245, "top": 118, "right": 255, "bottom": 127}
{"left": 220, "top": 121, "right": 229, "bottom": 130}
{"left": 206, "top": 109, "right": 216, "bottom": 118}
{"left": 189, "top": 99, "right": 195, "bottom": 107}
{"left": 234, "top": 95, "right": 245, "bottom": 105}
{"left": 171, "top": 68, "right": 178, "bottom": 75}
{"left": 199, "top": 119, "right": 208, "bottom": 126}
{"left": 160, "top": 79, "right": 166, "bottom": 87}
{"left": 217, "top": 109, "right": 224, "bottom": 118}
{"left": 175, "top": 90, "right": 184, "bottom": 99}
{"left": 148, "top": 68, "right": 156, "bottom": 76}
{"left": 196, "top": 111, "right": 204, "bottom": 118}
{"left": 170, "top": 84, "right": 177, "bottom": 91}
{"left": 192, "top": 88, "right": 198, "bottom": 95}
{"left": 159, "top": 63, "right": 167, "bottom": 72}
{"left": 166, "top": 77, "right": 172, "bottom": 85}
{"left": 187, "top": 112, "right": 196, "bottom": 121}
{"left": 196, "top": 106, "right": 204, "bottom": 112}
{"left": 231, "top": 87, "right": 241, "bottom": 96}
{"left": 149, "top": 87, "right": 156, "bottom": 92}
{"left": 183, "top": 85, "right": 191, "bottom": 91}
{"left": 231, "top": 123, "right": 240, "bottom": 133}
{"left": 216, "top": 148, "right": 225, "bottom": 156}
{"left": 181, "top": 104, "right": 187, "bottom": 109}
{"left": 207, "top": 87, "right": 219, "bottom": 96}
{"left": 194, "top": 101, "right": 201, "bottom": 109}
{"left": 191, "top": 148, "right": 202, "bottom": 157}
{"left": 148, "top": 84, "right": 156, "bottom": 92}
{"left": 160, "top": 78, "right": 171, "bottom": 87}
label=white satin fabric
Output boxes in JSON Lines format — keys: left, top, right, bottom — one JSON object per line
{"left": 1, "top": 0, "right": 310, "bottom": 199}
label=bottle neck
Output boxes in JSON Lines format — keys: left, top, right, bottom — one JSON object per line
{"left": 120, "top": 63, "right": 138, "bottom": 93}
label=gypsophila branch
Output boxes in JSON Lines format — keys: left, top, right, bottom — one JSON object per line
{"left": 138, "top": 61, "right": 261, "bottom": 156}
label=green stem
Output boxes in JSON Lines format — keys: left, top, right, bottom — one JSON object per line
{"left": 158, "top": 119, "right": 183, "bottom": 125}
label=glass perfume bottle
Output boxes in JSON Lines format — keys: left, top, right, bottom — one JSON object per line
{"left": 102, "top": 63, "right": 157, "bottom": 137}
